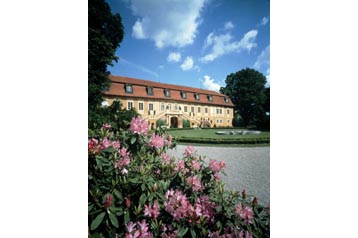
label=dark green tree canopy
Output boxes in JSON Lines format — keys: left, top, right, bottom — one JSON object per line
{"left": 88, "top": 0, "right": 124, "bottom": 111}
{"left": 220, "top": 68, "right": 269, "bottom": 128}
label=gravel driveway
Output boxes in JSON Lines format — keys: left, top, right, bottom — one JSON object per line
{"left": 167, "top": 145, "right": 270, "bottom": 205}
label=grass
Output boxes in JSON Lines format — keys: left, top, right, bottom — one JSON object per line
{"left": 168, "top": 128, "right": 270, "bottom": 139}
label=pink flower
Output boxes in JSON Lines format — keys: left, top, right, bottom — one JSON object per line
{"left": 209, "top": 160, "right": 226, "bottom": 173}
{"left": 130, "top": 117, "right": 148, "bottom": 135}
{"left": 191, "top": 158, "right": 201, "bottom": 171}
{"left": 112, "top": 140, "right": 120, "bottom": 149}
{"left": 104, "top": 194, "right": 112, "bottom": 208}
{"left": 148, "top": 134, "right": 165, "bottom": 149}
{"left": 160, "top": 153, "right": 171, "bottom": 165}
{"left": 234, "top": 203, "right": 254, "bottom": 224}
{"left": 174, "top": 160, "right": 189, "bottom": 175}
{"left": 99, "top": 137, "right": 112, "bottom": 150}
{"left": 102, "top": 123, "right": 111, "bottom": 130}
{"left": 184, "top": 145, "right": 195, "bottom": 157}
{"left": 186, "top": 176, "right": 202, "bottom": 191}
{"left": 88, "top": 138, "right": 99, "bottom": 154}
{"left": 164, "top": 134, "right": 173, "bottom": 146}
{"left": 144, "top": 200, "right": 160, "bottom": 219}
{"left": 164, "top": 189, "right": 192, "bottom": 221}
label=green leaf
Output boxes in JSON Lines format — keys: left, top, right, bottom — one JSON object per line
{"left": 88, "top": 203, "right": 94, "bottom": 213}
{"left": 139, "top": 193, "right": 147, "bottom": 206}
{"left": 124, "top": 211, "right": 130, "bottom": 224}
{"left": 108, "top": 212, "right": 119, "bottom": 228}
{"left": 130, "top": 137, "right": 136, "bottom": 144}
{"left": 190, "top": 228, "right": 197, "bottom": 238}
{"left": 90, "top": 212, "right": 106, "bottom": 231}
{"left": 177, "top": 227, "right": 188, "bottom": 237}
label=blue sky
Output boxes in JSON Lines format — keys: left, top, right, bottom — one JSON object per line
{"left": 106, "top": 0, "right": 270, "bottom": 91}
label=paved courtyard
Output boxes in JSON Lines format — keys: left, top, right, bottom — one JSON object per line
{"left": 167, "top": 145, "right": 270, "bottom": 205}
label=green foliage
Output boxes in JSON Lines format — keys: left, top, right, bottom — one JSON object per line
{"left": 89, "top": 100, "right": 138, "bottom": 130}
{"left": 182, "top": 119, "right": 190, "bottom": 128}
{"left": 88, "top": 118, "right": 270, "bottom": 237}
{"left": 156, "top": 119, "right": 166, "bottom": 128}
{"left": 220, "top": 68, "right": 269, "bottom": 129}
{"left": 88, "top": 0, "right": 124, "bottom": 112}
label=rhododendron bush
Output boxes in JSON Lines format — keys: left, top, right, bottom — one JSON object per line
{"left": 88, "top": 117, "right": 270, "bottom": 238}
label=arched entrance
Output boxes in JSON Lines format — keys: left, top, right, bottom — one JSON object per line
{"left": 170, "top": 117, "right": 178, "bottom": 128}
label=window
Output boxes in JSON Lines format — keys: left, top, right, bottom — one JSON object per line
{"left": 147, "top": 86, "right": 154, "bottom": 95}
{"left": 127, "top": 101, "right": 133, "bottom": 110}
{"left": 184, "top": 106, "right": 188, "bottom": 112}
{"left": 125, "top": 84, "right": 133, "bottom": 93}
{"left": 208, "top": 95, "right": 213, "bottom": 101}
{"left": 216, "top": 108, "right": 223, "bottom": 114}
{"left": 224, "top": 97, "right": 229, "bottom": 103}
{"left": 191, "top": 106, "right": 194, "bottom": 113}
{"left": 149, "top": 103, "right": 154, "bottom": 111}
{"left": 205, "top": 107, "right": 208, "bottom": 114}
{"left": 167, "top": 104, "right": 171, "bottom": 110}
{"left": 138, "top": 102, "right": 144, "bottom": 111}
{"left": 164, "top": 89, "right": 171, "bottom": 97}
{"left": 227, "top": 109, "right": 230, "bottom": 115}
{"left": 194, "top": 93, "right": 200, "bottom": 100}
{"left": 161, "top": 103, "right": 165, "bottom": 111}
{"left": 198, "top": 107, "right": 201, "bottom": 113}
{"left": 174, "top": 104, "right": 178, "bottom": 110}
{"left": 181, "top": 91, "right": 187, "bottom": 99}
{"left": 210, "top": 107, "right": 214, "bottom": 114}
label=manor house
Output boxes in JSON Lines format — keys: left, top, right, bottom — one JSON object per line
{"left": 103, "top": 75, "right": 234, "bottom": 129}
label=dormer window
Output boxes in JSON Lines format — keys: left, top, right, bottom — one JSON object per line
{"left": 181, "top": 91, "right": 187, "bottom": 99}
{"left": 164, "top": 89, "right": 171, "bottom": 97}
{"left": 224, "top": 97, "right": 229, "bottom": 103}
{"left": 125, "top": 84, "right": 133, "bottom": 94}
{"left": 194, "top": 93, "right": 200, "bottom": 101}
{"left": 208, "top": 95, "right": 213, "bottom": 102}
{"left": 147, "top": 86, "right": 154, "bottom": 95}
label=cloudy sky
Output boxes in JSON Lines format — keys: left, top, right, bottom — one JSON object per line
{"left": 106, "top": 0, "right": 270, "bottom": 91}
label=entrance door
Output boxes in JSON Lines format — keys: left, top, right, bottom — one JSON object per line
{"left": 170, "top": 117, "right": 178, "bottom": 128}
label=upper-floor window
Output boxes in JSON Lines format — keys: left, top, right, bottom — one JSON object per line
{"left": 198, "top": 107, "right": 201, "bottom": 113}
{"left": 164, "top": 89, "right": 171, "bottom": 97}
{"left": 181, "top": 91, "right": 187, "bottom": 99}
{"left": 138, "top": 102, "right": 144, "bottom": 111}
{"left": 127, "top": 101, "right": 133, "bottom": 110}
{"left": 205, "top": 107, "right": 208, "bottom": 114}
{"left": 227, "top": 109, "right": 230, "bottom": 115}
{"left": 167, "top": 104, "right": 171, "bottom": 110}
{"left": 191, "top": 106, "right": 194, "bottom": 113}
{"left": 125, "top": 84, "right": 133, "bottom": 93}
{"left": 161, "top": 103, "right": 165, "bottom": 111}
{"left": 174, "top": 104, "right": 178, "bottom": 110}
{"left": 184, "top": 106, "right": 188, "bottom": 112}
{"left": 208, "top": 95, "right": 213, "bottom": 102}
{"left": 194, "top": 93, "right": 200, "bottom": 101}
{"left": 147, "top": 86, "right": 154, "bottom": 95}
{"left": 224, "top": 97, "right": 229, "bottom": 103}
{"left": 149, "top": 103, "right": 154, "bottom": 111}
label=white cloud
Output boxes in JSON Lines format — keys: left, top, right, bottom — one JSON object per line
{"left": 167, "top": 52, "right": 181, "bottom": 62}
{"left": 180, "top": 56, "right": 194, "bottom": 71}
{"left": 254, "top": 45, "right": 270, "bottom": 69}
{"left": 200, "top": 30, "right": 258, "bottom": 63}
{"left": 259, "top": 17, "right": 269, "bottom": 26}
{"left": 130, "top": 0, "right": 207, "bottom": 48}
{"left": 202, "top": 75, "right": 221, "bottom": 92}
{"left": 224, "top": 21, "right": 235, "bottom": 30}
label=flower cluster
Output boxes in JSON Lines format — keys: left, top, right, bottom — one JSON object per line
{"left": 164, "top": 189, "right": 193, "bottom": 221}
{"left": 144, "top": 200, "right": 160, "bottom": 219}
{"left": 209, "top": 159, "right": 226, "bottom": 180}
{"left": 234, "top": 203, "right": 255, "bottom": 224}
{"left": 125, "top": 220, "right": 153, "bottom": 238}
{"left": 184, "top": 145, "right": 195, "bottom": 157}
{"left": 148, "top": 134, "right": 165, "bottom": 149}
{"left": 129, "top": 117, "right": 148, "bottom": 135}
{"left": 186, "top": 175, "right": 202, "bottom": 191}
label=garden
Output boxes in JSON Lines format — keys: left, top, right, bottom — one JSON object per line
{"left": 88, "top": 117, "right": 270, "bottom": 238}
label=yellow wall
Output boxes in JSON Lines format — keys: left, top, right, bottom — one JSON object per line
{"left": 104, "top": 97, "right": 234, "bottom": 128}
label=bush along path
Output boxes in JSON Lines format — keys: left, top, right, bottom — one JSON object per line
{"left": 88, "top": 117, "right": 270, "bottom": 238}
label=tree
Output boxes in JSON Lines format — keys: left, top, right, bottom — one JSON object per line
{"left": 220, "top": 68, "right": 268, "bottom": 129}
{"left": 88, "top": 0, "right": 124, "bottom": 112}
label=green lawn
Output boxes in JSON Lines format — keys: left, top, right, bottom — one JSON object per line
{"left": 168, "top": 128, "right": 270, "bottom": 139}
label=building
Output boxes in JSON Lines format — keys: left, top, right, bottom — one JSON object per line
{"left": 103, "top": 75, "right": 234, "bottom": 129}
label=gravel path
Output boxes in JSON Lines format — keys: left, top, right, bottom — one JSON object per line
{"left": 167, "top": 145, "right": 270, "bottom": 205}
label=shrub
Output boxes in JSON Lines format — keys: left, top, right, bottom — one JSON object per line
{"left": 156, "top": 119, "right": 166, "bottom": 129}
{"left": 182, "top": 119, "right": 190, "bottom": 128}
{"left": 88, "top": 117, "right": 270, "bottom": 238}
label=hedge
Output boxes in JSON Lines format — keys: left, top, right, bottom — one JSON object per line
{"left": 175, "top": 136, "right": 270, "bottom": 144}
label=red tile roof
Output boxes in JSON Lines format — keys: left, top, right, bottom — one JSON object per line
{"left": 104, "top": 75, "right": 234, "bottom": 107}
